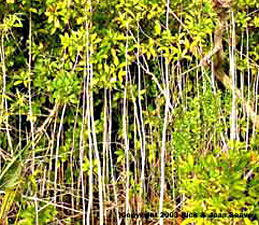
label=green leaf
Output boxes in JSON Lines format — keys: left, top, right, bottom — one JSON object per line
{"left": 14, "top": 80, "right": 23, "bottom": 86}
{"left": 111, "top": 48, "right": 119, "bottom": 66}
{"left": 154, "top": 21, "right": 161, "bottom": 35}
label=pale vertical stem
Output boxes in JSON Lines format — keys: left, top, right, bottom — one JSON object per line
{"left": 129, "top": 71, "right": 142, "bottom": 188}
{"left": 240, "top": 32, "right": 245, "bottom": 115}
{"left": 245, "top": 23, "right": 251, "bottom": 150}
{"left": 124, "top": 26, "right": 130, "bottom": 225}
{"left": 0, "top": 31, "right": 13, "bottom": 154}
{"left": 0, "top": 33, "right": 5, "bottom": 121}
{"left": 28, "top": 11, "right": 35, "bottom": 170}
{"left": 103, "top": 88, "right": 108, "bottom": 184}
{"left": 210, "top": 33, "right": 216, "bottom": 94}
{"left": 170, "top": 134, "right": 175, "bottom": 205}
{"left": 79, "top": 126, "right": 86, "bottom": 225}
{"left": 159, "top": 1, "right": 170, "bottom": 224}
{"left": 83, "top": 4, "right": 104, "bottom": 224}
{"left": 34, "top": 199, "right": 39, "bottom": 225}
{"left": 108, "top": 89, "right": 120, "bottom": 224}
{"left": 90, "top": 81, "right": 104, "bottom": 225}
{"left": 71, "top": 101, "right": 79, "bottom": 216}
{"left": 195, "top": 60, "right": 199, "bottom": 100}
{"left": 28, "top": 11, "right": 38, "bottom": 223}
{"left": 41, "top": 166, "right": 47, "bottom": 197}
{"left": 79, "top": 38, "right": 87, "bottom": 225}
{"left": 86, "top": 101, "right": 93, "bottom": 225}
{"left": 133, "top": 114, "right": 137, "bottom": 184}
{"left": 81, "top": 21, "right": 88, "bottom": 225}
{"left": 135, "top": 30, "right": 145, "bottom": 220}
{"left": 252, "top": 70, "right": 259, "bottom": 137}
{"left": 19, "top": 104, "right": 22, "bottom": 150}
{"left": 78, "top": 6, "right": 91, "bottom": 224}
{"left": 54, "top": 104, "right": 66, "bottom": 203}
{"left": 230, "top": 12, "right": 236, "bottom": 142}
{"left": 137, "top": 27, "right": 146, "bottom": 201}
{"left": 48, "top": 111, "right": 58, "bottom": 197}
{"left": 201, "top": 56, "right": 206, "bottom": 94}
{"left": 105, "top": 99, "right": 110, "bottom": 225}
{"left": 86, "top": 2, "right": 93, "bottom": 224}
{"left": 159, "top": 68, "right": 170, "bottom": 225}
{"left": 102, "top": 88, "right": 108, "bottom": 223}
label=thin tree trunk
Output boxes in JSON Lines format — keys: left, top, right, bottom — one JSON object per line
{"left": 159, "top": 1, "right": 171, "bottom": 224}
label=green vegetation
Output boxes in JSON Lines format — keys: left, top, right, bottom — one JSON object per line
{"left": 0, "top": 0, "right": 259, "bottom": 224}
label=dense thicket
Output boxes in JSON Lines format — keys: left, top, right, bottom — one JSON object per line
{"left": 0, "top": 0, "right": 259, "bottom": 224}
